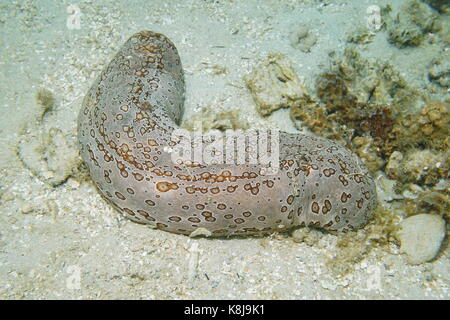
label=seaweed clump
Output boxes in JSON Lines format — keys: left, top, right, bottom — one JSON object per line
{"left": 291, "top": 48, "right": 414, "bottom": 171}
{"left": 35, "top": 88, "right": 55, "bottom": 120}
{"left": 326, "top": 204, "right": 400, "bottom": 276}
{"left": 291, "top": 47, "right": 449, "bottom": 180}
{"left": 391, "top": 101, "right": 449, "bottom": 152}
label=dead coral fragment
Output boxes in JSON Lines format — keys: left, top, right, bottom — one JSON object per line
{"left": 400, "top": 189, "right": 450, "bottom": 222}
{"left": 386, "top": 0, "right": 441, "bottom": 47}
{"left": 347, "top": 27, "right": 375, "bottom": 44}
{"left": 352, "top": 136, "right": 385, "bottom": 172}
{"left": 245, "top": 53, "right": 314, "bottom": 116}
{"left": 406, "top": 0, "right": 441, "bottom": 32}
{"left": 392, "top": 101, "right": 449, "bottom": 152}
{"left": 289, "top": 24, "right": 318, "bottom": 52}
{"left": 197, "top": 62, "right": 228, "bottom": 75}
{"left": 183, "top": 107, "right": 249, "bottom": 132}
{"left": 385, "top": 151, "right": 404, "bottom": 180}
{"left": 388, "top": 25, "right": 423, "bottom": 47}
{"left": 17, "top": 127, "right": 82, "bottom": 187}
{"left": 428, "top": 58, "right": 450, "bottom": 88}
{"left": 387, "top": 149, "right": 449, "bottom": 186}
{"left": 328, "top": 47, "right": 419, "bottom": 108}
{"left": 422, "top": 0, "right": 450, "bottom": 14}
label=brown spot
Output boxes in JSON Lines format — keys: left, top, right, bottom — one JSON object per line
{"left": 210, "top": 187, "right": 220, "bottom": 194}
{"left": 311, "top": 202, "right": 320, "bottom": 214}
{"left": 287, "top": 195, "right": 294, "bottom": 205}
{"left": 159, "top": 181, "right": 177, "bottom": 191}
{"left": 323, "top": 168, "right": 336, "bottom": 177}
{"left": 357, "top": 198, "right": 364, "bottom": 209}
{"left": 186, "top": 186, "right": 195, "bottom": 194}
{"left": 137, "top": 210, "right": 155, "bottom": 221}
{"left": 264, "top": 180, "right": 274, "bottom": 188}
{"left": 288, "top": 210, "right": 294, "bottom": 219}
{"left": 119, "top": 169, "right": 128, "bottom": 178}
{"left": 323, "top": 221, "right": 333, "bottom": 228}
{"left": 133, "top": 172, "right": 144, "bottom": 181}
{"left": 156, "top": 223, "right": 168, "bottom": 228}
{"left": 115, "top": 192, "right": 126, "bottom": 200}
{"left": 104, "top": 174, "right": 112, "bottom": 184}
{"left": 201, "top": 211, "right": 212, "bottom": 218}
{"left": 222, "top": 170, "right": 231, "bottom": 177}
{"left": 123, "top": 208, "right": 134, "bottom": 216}
{"left": 341, "top": 192, "right": 351, "bottom": 203}
{"left": 338, "top": 175, "right": 349, "bottom": 186}
{"left": 308, "top": 221, "right": 321, "bottom": 227}
{"left": 322, "top": 199, "right": 332, "bottom": 214}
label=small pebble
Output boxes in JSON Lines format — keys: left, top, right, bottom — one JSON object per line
{"left": 21, "top": 203, "right": 34, "bottom": 214}
{"left": 397, "top": 214, "right": 446, "bottom": 265}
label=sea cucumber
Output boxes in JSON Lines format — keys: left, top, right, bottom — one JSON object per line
{"left": 77, "top": 31, "right": 377, "bottom": 236}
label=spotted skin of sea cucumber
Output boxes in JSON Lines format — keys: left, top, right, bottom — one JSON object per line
{"left": 77, "top": 31, "right": 377, "bottom": 236}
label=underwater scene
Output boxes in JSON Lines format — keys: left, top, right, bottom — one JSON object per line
{"left": 0, "top": 0, "right": 448, "bottom": 300}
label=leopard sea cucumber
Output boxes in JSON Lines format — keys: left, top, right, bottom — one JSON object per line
{"left": 77, "top": 31, "right": 377, "bottom": 236}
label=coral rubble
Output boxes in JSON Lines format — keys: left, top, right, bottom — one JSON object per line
{"left": 245, "top": 53, "right": 314, "bottom": 116}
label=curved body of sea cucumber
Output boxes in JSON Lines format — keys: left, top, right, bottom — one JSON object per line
{"left": 77, "top": 31, "right": 377, "bottom": 236}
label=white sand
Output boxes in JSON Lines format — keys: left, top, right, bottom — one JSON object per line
{"left": 0, "top": 0, "right": 448, "bottom": 299}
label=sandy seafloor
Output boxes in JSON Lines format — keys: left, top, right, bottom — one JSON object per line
{"left": 0, "top": 0, "right": 448, "bottom": 299}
